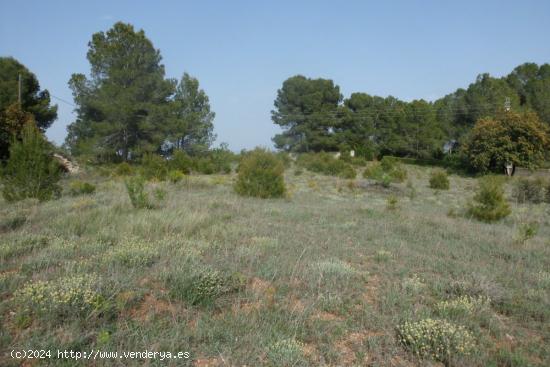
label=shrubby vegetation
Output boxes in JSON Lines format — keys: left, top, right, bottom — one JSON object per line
{"left": 512, "top": 176, "right": 547, "bottom": 203}
{"left": 468, "top": 176, "right": 511, "bottom": 222}
{"left": 235, "top": 149, "right": 286, "bottom": 198}
{"left": 69, "top": 180, "right": 96, "bottom": 195}
{"left": 1, "top": 123, "right": 61, "bottom": 202}
{"left": 429, "top": 169, "right": 450, "bottom": 190}
{"left": 463, "top": 110, "right": 549, "bottom": 173}
{"left": 297, "top": 152, "right": 356, "bottom": 179}
{"left": 363, "top": 156, "right": 407, "bottom": 187}
{"left": 397, "top": 319, "right": 475, "bottom": 364}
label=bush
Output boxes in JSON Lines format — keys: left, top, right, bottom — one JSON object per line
{"left": 429, "top": 169, "right": 450, "bottom": 190}
{"left": 140, "top": 153, "right": 168, "bottom": 181}
{"left": 397, "top": 319, "right": 475, "bottom": 364}
{"left": 297, "top": 152, "right": 356, "bottom": 178}
{"left": 1, "top": 124, "right": 61, "bottom": 202}
{"left": 468, "top": 176, "right": 511, "bottom": 222}
{"left": 235, "top": 149, "right": 286, "bottom": 198}
{"left": 105, "top": 241, "right": 158, "bottom": 267}
{"left": 512, "top": 177, "right": 546, "bottom": 203}
{"left": 169, "top": 150, "right": 192, "bottom": 174}
{"left": 168, "top": 170, "right": 185, "bottom": 183}
{"left": 114, "top": 162, "right": 133, "bottom": 176}
{"left": 166, "top": 268, "right": 244, "bottom": 305}
{"left": 436, "top": 295, "right": 491, "bottom": 318}
{"left": 69, "top": 180, "right": 96, "bottom": 195}
{"left": 125, "top": 176, "right": 151, "bottom": 209}
{"left": 193, "top": 146, "right": 234, "bottom": 174}
{"left": 14, "top": 274, "right": 109, "bottom": 319}
{"left": 363, "top": 156, "right": 407, "bottom": 186}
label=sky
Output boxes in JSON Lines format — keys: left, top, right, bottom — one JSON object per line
{"left": 1, "top": 0, "right": 550, "bottom": 151}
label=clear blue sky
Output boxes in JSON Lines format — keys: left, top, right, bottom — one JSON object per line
{"left": 2, "top": 0, "right": 550, "bottom": 151}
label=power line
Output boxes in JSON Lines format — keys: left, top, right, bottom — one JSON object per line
{"left": 50, "top": 94, "right": 76, "bottom": 108}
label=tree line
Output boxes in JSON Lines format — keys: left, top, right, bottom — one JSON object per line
{"left": 271, "top": 64, "right": 550, "bottom": 164}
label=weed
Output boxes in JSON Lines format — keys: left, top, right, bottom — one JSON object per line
{"left": 397, "top": 318, "right": 475, "bottom": 365}
{"left": 429, "top": 169, "right": 450, "bottom": 190}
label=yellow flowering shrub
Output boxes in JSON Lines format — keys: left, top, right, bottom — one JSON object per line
{"left": 397, "top": 318, "right": 475, "bottom": 364}
{"left": 267, "top": 338, "right": 305, "bottom": 366}
{"left": 15, "top": 274, "right": 107, "bottom": 318}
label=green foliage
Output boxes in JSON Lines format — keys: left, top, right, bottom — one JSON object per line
{"left": 235, "top": 149, "right": 286, "bottom": 198}
{"left": 69, "top": 180, "right": 96, "bottom": 195}
{"left": 512, "top": 177, "right": 546, "bottom": 203}
{"left": 429, "top": 169, "right": 450, "bottom": 190}
{"left": 363, "top": 156, "right": 407, "bottom": 186}
{"left": 435, "top": 295, "right": 491, "bottom": 319}
{"left": 105, "top": 241, "right": 158, "bottom": 267}
{"left": 140, "top": 153, "right": 168, "bottom": 181}
{"left": 114, "top": 162, "right": 133, "bottom": 176}
{"left": 166, "top": 73, "right": 216, "bottom": 153}
{"left": 468, "top": 176, "right": 511, "bottom": 222}
{"left": 386, "top": 195, "right": 399, "bottom": 210}
{"left": 1, "top": 124, "right": 61, "bottom": 201}
{"left": 125, "top": 176, "right": 151, "bottom": 209}
{"left": 169, "top": 149, "right": 192, "bottom": 174}
{"left": 65, "top": 23, "right": 214, "bottom": 161}
{"left": 167, "top": 170, "right": 185, "bottom": 183}
{"left": 166, "top": 268, "right": 244, "bottom": 306}
{"left": 397, "top": 319, "right": 475, "bottom": 364}
{"left": 463, "top": 110, "right": 549, "bottom": 173}
{"left": 272, "top": 75, "right": 342, "bottom": 152}
{"left": 1, "top": 57, "right": 57, "bottom": 160}
{"left": 296, "top": 152, "right": 356, "bottom": 178}
{"left": 515, "top": 222, "right": 539, "bottom": 244}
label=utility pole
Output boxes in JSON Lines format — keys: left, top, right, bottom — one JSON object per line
{"left": 504, "top": 97, "right": 511, "bottom": 112}
{"left": 18, "top": 73, "right": 22, "bottom": 106}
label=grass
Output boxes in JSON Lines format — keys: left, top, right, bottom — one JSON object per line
{"left": 0, "top": 164, "right": 549, "bottom": 366}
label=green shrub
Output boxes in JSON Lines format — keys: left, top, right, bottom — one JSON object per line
{"left": 515, "top": 222, "right": 539, "bottom": 244}
{"left": 429, "top": 169, "right": 450, "bottom": 190}
{"left": 435, "top": 295, "right": 491, "bottom": 318}
{"left": 125, "top": 176, "right": 151, "bottom": 209}
{"left": 166, "top": 268, "right": 244, "bottom": 305}
{"left": 386, "top": 195, "right": 399, "bottom": 210}
{"left": 114, "top": 162, "right": 133, "bottom": 176}
{"left": 397, "top": 318, "right": 475, "bottom": 364}
{"left": 512, "top": 177, "right": 546, "bottom": 203}
{"left": 167, "top": 170, "right": 185, "bottom": 183}
{"left": 235, "top": 149, "right": 286, "bottom": 198}
{"left": 69, "top": 180, "right": 96, "bottom": 195}
{"left": 297, "top": 152, "right": 356, "bottom": 178}
{"left": 140, "top": 153, "right": 168, "bottom": 181}
{"left": 105, "top": 241, "right": 158, "bottom": 267}
{"left": 363, "top": 156, "right": 407, "bottom": 186}
{"left": 193, "top": 147, "right": 234, "bottom": 174}
{"left": 1, "top": 124, "right": 61, "bottom": 202}
{"left": 169, "top": 150, "right": 192, "bottom": 174}
{"left": 467, "top": 176, "right": 511, "bottom": 222}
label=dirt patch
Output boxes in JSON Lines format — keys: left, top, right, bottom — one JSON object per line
{"left": 194, "top": 357, "right": 224, "bottom": 367}
{"left": 363, "top": 274, "right": 380, "bottom": 305}
{"left": 129, "top": 294, "right": 177, "bottom": 322}
{"left": 311, "top": 311, "right": 343, "bottom": 321}
{"left": 250, "top": 277, "right": 273, "bottom": 293}
{"left": 231, "top": 299, "right": 263, "bottom": 314}
{"left": 335, "top": 330, "right": 386, "bottom": 365}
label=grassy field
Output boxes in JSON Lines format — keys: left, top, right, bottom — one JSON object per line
{"left": 1, "top": 164, "right": 549, "bottom": 366}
